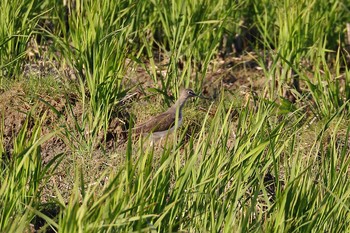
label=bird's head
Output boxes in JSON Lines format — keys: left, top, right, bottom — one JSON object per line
{"left": 181, "top": 88, "right": 198, "bottom": 99}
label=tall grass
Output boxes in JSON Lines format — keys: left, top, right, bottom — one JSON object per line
{"left": 0, "top": 112, "right": 59, "bottom": 232}
{"left": 24, "top": 94, "right": 349, "bottom": 232}
{"left": 254, "top": 0, "right": 346, "bottom": 100}
{"left": 0, "top": 0, "right": 349, "bottom": 232}
{"left": 142, "top": 0, "right": 238, "bottom": 94}
{"left": 46, "top": 1, "right": 135, "bottom": 149}
{"left": 0, "top": 0, "right": 46, "bottom": 78}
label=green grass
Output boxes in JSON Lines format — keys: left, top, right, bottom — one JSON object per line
{"left": 0, "top": 0, "right": 350, "bottom": 232}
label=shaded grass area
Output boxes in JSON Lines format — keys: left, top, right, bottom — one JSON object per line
{"left": 1, "top": 0, "right": 350, "bottom": 232}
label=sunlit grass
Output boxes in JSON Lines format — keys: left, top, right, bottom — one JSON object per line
{"left": 0, "top": 0, "right": 350, "bottom": 232}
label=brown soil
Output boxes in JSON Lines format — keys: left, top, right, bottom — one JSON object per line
{"left": 0, "top": 83, "right": 69, "bottom": 161}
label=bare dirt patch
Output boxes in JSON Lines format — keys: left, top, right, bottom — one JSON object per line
{"left": 0, "top": 82, "right": 68, "bottom": 161}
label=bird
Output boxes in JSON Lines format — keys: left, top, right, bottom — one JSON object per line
{"left": 132, "top": 88, "right": 200, "bottom": 143}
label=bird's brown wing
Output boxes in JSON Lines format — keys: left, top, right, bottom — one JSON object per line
{"left": 132, "top": 111, "right": 176, "bottom": 135}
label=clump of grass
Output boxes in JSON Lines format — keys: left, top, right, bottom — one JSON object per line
{"left": 254, "top": 0, "right": 346, "bottom": 101}
{"left": 0, "top": 0, "right": 48, "bottom": 78}
{"left": 0, "top": 112, "right": 61, "bottom": 232}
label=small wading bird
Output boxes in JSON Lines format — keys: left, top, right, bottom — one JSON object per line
{"left": 132, "top": 89, "right": 204, "bottom": 144}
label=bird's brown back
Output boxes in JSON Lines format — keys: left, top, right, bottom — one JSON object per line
{"left": 132, "top": 111, "right": 176, "bottom": 135}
